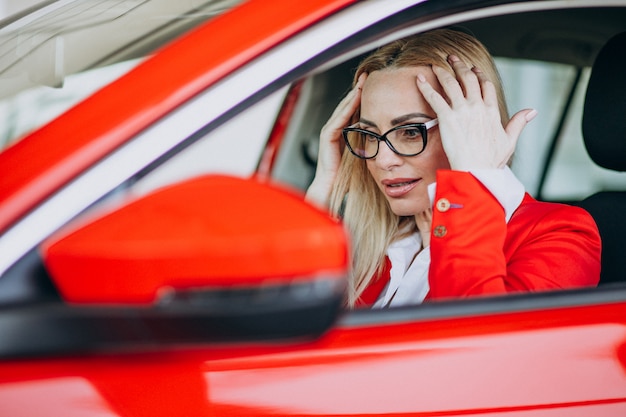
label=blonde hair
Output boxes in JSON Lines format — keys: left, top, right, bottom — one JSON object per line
{"left": 330, "top": 29, "right": 510, "bottom": 307}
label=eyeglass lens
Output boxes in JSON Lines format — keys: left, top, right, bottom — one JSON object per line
{"left": 344, "top": 124, "right": 426, "bottom": 158}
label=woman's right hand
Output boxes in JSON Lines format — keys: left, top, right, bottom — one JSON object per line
{"left": 416, "top": 56, "right": 536, "bottom": 171}
{"left": 306, "top": 73, "right": 367, "bottom": 207}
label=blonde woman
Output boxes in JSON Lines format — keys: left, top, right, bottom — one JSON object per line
{"left": 306, "top": 29, "right": 601, "bottom": 308}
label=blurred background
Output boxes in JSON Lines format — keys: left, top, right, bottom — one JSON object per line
{"left": 0, "top": 0, "right": 42, "bottom": 20}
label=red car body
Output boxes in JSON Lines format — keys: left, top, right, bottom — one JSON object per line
{"left": 0, "top": 0, "right": 625, "bottom": 416}
{"left": 2, "top": 300, "right": 626, "bottom": 416}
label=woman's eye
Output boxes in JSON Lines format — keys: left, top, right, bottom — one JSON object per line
{"left": 401, "top": 128, "right": 421, "bottom": 139}
{"left": 364, "top": 133, "right": 378, "bottom": 142}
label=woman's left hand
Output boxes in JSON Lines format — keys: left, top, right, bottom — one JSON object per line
{"left": 416, "top": 55, "right": 537, "bottom": 171}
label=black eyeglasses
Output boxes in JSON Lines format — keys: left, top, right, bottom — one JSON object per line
{"left": 342, "top": 119, "right": 438, "bottom": 159}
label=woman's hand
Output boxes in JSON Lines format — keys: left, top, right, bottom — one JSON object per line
{"left": 416, "top": 55, "right": 537, "bottom": 171}
{"left": 306, "top": 73, "right": 367, "bottom": 207}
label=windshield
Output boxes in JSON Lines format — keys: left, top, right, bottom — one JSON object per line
{"left": 0, "top": 0, "right": 244, "bottom": 148}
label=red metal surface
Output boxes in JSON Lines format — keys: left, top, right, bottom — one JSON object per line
{"left": 0, "top": 0, "right": 357, "bottom": 234}
{"left": 1, "top": 300, "right": 625, "bottom": 416}
{"left": 41, "top": 175, "right": 348, "bottom": 304}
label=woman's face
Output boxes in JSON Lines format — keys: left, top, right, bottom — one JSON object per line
{"left": 360, "top": 66, "right": 450, "bottom": 217}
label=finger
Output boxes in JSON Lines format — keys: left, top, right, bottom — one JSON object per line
{"left": 448, "top": 55, "right": 481, "bottom": 100}
{"left": 355, "top": 71, "right": 367, "bottom": 88}
{"left": 416, "top": 72, "right": 450, "bottom": 115}
{"left": 505, "top": 108, "right": 538, "bottom": 142}
{"left": 472, "top": 66, "right": 498, "bottom": 107}
{"left": 431, "top": 64, "right": 465, "bottom": 105}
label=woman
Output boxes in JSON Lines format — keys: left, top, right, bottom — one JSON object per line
{"left": 306, "top": 29, "right": 601, "bottom": 308}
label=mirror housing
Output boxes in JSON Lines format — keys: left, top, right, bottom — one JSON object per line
{"left": 37, "top": 175, "right": 349, "bottom": 344}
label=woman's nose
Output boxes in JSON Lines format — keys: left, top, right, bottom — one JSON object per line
{"left": 374, "top": 140, "right": 403, "bottom": 170}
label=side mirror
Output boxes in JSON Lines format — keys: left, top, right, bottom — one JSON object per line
{"left": 40, "top": 175, "right": 349, "bottom": 344}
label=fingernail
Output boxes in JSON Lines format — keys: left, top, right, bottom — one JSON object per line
{"left": 472, "top": 66, "right": 482, "bottom": 73}
{"left": 448, "top": 55, "right": 460, "bottom": 63}
{"left": 525, "top": 109, "right": 538, "bottom": 122}
{"left": 417, "top": 73, "right": 426, "bottom": 83}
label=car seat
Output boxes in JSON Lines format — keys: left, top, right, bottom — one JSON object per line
{"left": 576, "top": 31, "right": 626, "bottom": 285}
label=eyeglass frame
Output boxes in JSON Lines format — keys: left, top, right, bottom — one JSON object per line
{"left": 342, "top": 118, "right": 439, "bottom": 159}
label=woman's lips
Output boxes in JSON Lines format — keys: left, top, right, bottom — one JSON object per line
{"left": 381, "top": 178, "right": 420, "bottom": 198}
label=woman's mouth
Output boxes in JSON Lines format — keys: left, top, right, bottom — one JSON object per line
{"left": 381, "top": 178, "right": 420, "bottom": 198}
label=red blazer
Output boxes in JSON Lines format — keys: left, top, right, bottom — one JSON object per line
{"left": 357, "top": 171, "right": 601, "bottom": 307}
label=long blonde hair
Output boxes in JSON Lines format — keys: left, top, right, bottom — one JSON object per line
{"left": 330, "top": 29, "right": 510, "bottom": 307}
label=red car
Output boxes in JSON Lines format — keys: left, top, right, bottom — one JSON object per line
{"left": 1, "top": 0, "right": 625, "bottom": 415}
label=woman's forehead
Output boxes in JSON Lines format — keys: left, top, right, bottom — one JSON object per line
{"left": 362, "top": 66, "right": 438, "bottom": 96}
{"left": 360, "top": 67, "right": 438, "bottom": 125}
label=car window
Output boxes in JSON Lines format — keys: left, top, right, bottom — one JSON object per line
{"left": 130, "top": 86, "right": 289, "bottom": 197}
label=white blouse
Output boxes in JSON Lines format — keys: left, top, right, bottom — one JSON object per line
{"left": 371, "top": 167, "right": 525, "bottom": 309}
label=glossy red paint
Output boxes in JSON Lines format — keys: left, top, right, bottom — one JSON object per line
{"left": 1, "top": 300, "right": 625, "bottom": 416}
{"left": 0, "top": 0, "right": 357, "bottom": 234}
{"left": 41, "top": 175, "right": 348, "bottom": 304}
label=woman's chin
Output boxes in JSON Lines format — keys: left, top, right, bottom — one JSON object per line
{"left": 388, "top": 201, "right": 427, "bottom": 218}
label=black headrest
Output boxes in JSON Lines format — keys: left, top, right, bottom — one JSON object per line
{"left": 583, "top": 31, "right": 626, "bottom": 172}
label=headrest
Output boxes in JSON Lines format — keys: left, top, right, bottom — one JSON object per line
{"left": 583, "top": 31, "right": 626, "bottom": 171}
